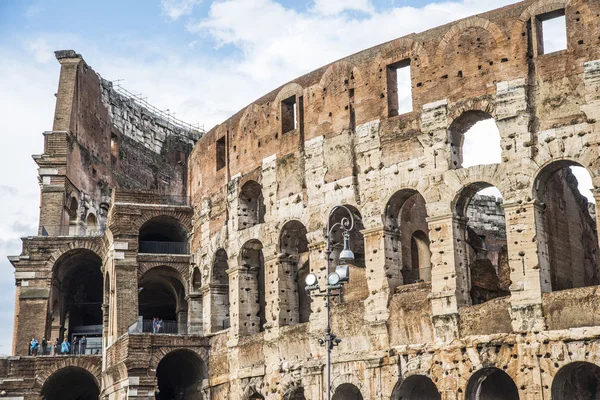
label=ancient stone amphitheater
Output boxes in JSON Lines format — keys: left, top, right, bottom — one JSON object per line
{"left": 3, "top": 0, "right": 600, "bottom": 398}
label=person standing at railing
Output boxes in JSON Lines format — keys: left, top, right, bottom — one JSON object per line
{"left": 80, "top": 336, "right": 87, "bottom": 355}
{"left": 41, "top": 337, "right": 48, "bottom": 355}
{"left": 157, "top": 318, "right": 164, "bottom": 334}
{"left": 30, "top": 338, "right": 39, "bottom": 356}
{"left": 72, "top": 336, "right": 78, "bottom": 355}
{"left": 152, "top": 317, "right": 158, "bottom": 334}
{"left": 53, "top": 338, "right": 60, "bottom": 355}
{"left": 61, "top": 338, "right": 70, "bottom": 355}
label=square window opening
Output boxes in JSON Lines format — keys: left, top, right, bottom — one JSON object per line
{"left": 537, "top": 10, "right": 567, "bottom": 55}
{"left": 387, "top": 59, "right": 412, "bottom": 117}
{"left": 216, "top": 136, "right": 226, "bottom": 171}
{"left": 281, "top": 95, "right": 297, "bottom": 133}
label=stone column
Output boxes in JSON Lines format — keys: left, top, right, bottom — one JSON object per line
{"left": 427, "top": 214, "right": 468, "bottom": 342}
{"left": 187, "top": 293, "right": 203, "bottom": 334}
{"left": 362, "top": 226, "right": 402, "bottom": 323}
{"left": 271, "top": 254, "right": 300, "bottom": 327}
{"left": 504, "top": 200, "right": 549, "bottom": 332}
{"left": 308, "top": 240, "right": 328, "bottom": 333}
{"left": 228, "top": 263, "right": 260, "bottom": 338}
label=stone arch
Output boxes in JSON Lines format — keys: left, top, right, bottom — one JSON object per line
{"left": 139, "top": 215, "right": 190, "bottom": 254}
{"left": 551, "top": 361, "right": 600, "bottom": 399}
{"left": 391, "top": 374, "right": 441, "bottom": 400}
{"left": 532, "top": 159, "right": 600, "bottom": 291}
{"left": 36, "top": 357, "right": 101, "bottom": 387}
{"left": 331, "top": 373, "right": 366, "bottom": 399}
{"left": 447, "top": 109, "right": 500, "bottom": 169}
{"left": 137, "top": 262, "right": 189, "bottom": 284}
{"left": 380, "top": 37, "right": 430, "bottom": 68}
{"left": 519, "top": 0, "right": 570, "bottom": 22}
{"left": 46, "top": 240, "right": 104, "bottom": 270}
{"left": 273, "top": 82, "right": 304, "bottom": 108}
{"left": 453, "top": 181, "right": 510, "bottom": 305}
{"left": 238, "top": 180, "right": 265, "bottom": 230}
{"left": 465, "top": 367, "right": 519, "bottom": 399}
{"left": 133, "top": 210, "right": 193, "bottom": 235}
{"left": 150, "top": 346, "right": 209, "bottom": 371}
{"left": 40, "top": 365, "right": 100, "bottom": 400}
{"left": 435, "top": 17, "right": 506, "bottom": 64}
{"left": 154, "top": 348, "right": 208, "bottom": 400}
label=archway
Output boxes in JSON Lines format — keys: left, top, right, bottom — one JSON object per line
{"left": 238, "top": 180, "right": 265, "bottom": 230}
{"left": 138, "top": 267, "right": 187, "bottom": 334}
{"left": 533, "top": 161, "right": 600, "bottom": 291}
{"left": 333, "top": 383, "right": 363, "bottom": 400}
{"left": 455, "top": 182, "right": 509, "bottom": 305}
{"left": 448, "top": 110, "right": 501, "bottom": 169}
{"left": 41, "top": 366, "right": 99, "bottom": 400}
{"left": 465, "top": 368, "right": 519, "bottom": 400}
{"left": 391, "top": 375, "right": 440, "bottom": 399}
{"left": 211, "top": 249, "right": 230, "bottom": 332}
{"left": 279, "top": 220, "right": 310, "bottom": 325}
{"left": 85, "top": 213, "right": 98, "bottom": 236}
{"left": 67, "top": 197, "right": 79, "bottom": 235}
{"left": 139, "top": 216, "right": 188, "bottom": 254}
{"left": 156, "top": 349, "right": 206, "bottom": 400}
{"left": 551, "top": 362, "right": 600, "bottom": 399}
{"left": 50, "top": 249, "right": 103, "bottom": 353}
{"left": 385, "top": 190, "right": 430, "bottom": 286}
{"left": 239, "top": 240, "right": 266, "bottom": 334}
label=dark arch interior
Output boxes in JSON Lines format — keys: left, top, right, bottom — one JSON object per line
{"left": 138, "top": 267, "right": 187, "bottom": 333}
{"left": 552, "top": 362, "right": 600, "bottom": 400}
{"left": 392, "top": 375, "right": 440, "bottom": 400}
{"left": 534, "top": 161, "right": 600, "bottom": 291}
{"left": 280, "top": 220, "right": 311, "bottom": 325}
{"left": 284, "top": 387, "right": 306, "bottom": 400}
{"left": 52, "top": 249, "right": 103, "bottom": 348}
{"left": 466, "top": 368, "right": 519, "bottom": 400}
{"left": 332, "top": 383, "right": 363, "bottom": 400}
{"left": 41, "top": 366, "right": 99, "bottom": 400}
{"left": 156, "top": 350, "right": 205, "bottom": 400}
{"left": 139, "top": 216, "right": 188, "bottom": 254}
{"left": 238, "top": 180, "right": 265, "bottom": 230}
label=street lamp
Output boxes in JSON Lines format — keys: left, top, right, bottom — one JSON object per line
{"left": 304, "top": 205, "right": 355, "bottom": 400}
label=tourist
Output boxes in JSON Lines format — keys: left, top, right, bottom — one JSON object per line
{"left": 156, "top": 318, "right": 164, "bottom": 333}
{"left": 80, "top": 336, "right": 87, "bottom": 355}
{"left": 61, "top": 338, "right": 70, "bottom": 355}
{"left": 30, "top": 338, "right": 39, "bottom": 356}
{"left": 53, "top": 339, "right": 60, "bottom": 355}
{"left": 152, "top": 317, "right": 158, "bottom": 334}
{"left": 72, "top": 336, "right": 78, "bottom": 355}
{"left": 41, "top": 337, "right": 47, "bottom": 355}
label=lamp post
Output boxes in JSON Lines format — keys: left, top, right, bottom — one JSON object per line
{"left": 304, "top": 205, "right": 355, "bottom": 400}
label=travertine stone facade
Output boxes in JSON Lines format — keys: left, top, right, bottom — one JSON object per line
{"left": 4, "top": 0, "right": 600, "bottom": 399}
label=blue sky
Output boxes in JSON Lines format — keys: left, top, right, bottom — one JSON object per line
{"left": 0, "top": 0, "right": 571, "bottom": 354}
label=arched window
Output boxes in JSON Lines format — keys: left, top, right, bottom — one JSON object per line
{"left": 551, "top": 362, "right": 600, "bottom": 399}
{"left": 138, "top": 267, "right": 187, "bottom": 334}
{"left": 455, "top": 183, "right": 509, "bottom": 305}
{"left": 156, "top": 350, "right": 206, "bottom": 400}
{"left": 465, "top": 368, "right": 519, "bottom": 400}
{"left": 284, "top": 387, "right": 306, "bottom": 400}
{"left": 385, "top": 190, "right": 430, "bottom": 285}
{"left": 391, "top": 375, "right": 440, "bottom": 400}
{"left": 139, "top": 216, "right": 188, "bottom": 254}
{"left": 51, "top": 249, "right": 103, "bottom": 351}
{"left": 332, "top": 383, "right": 363, "bottom": 400}
{"left": 191, "top": 267, "right": 202, "bottom": 292}
{"left": 86, "top": 213, "right": 98, "bottom": 236}
{"left": 67, "top": 197, "right": 80, "bottom": 236}
{"left": 279, "top": 220, "right": 310, "bottom": 326}
{"left": 211, "top": 249, "right": 230, "bottom": 332}
{"left": 533, "top": 161, "right": 600, "bottom": 291}
{"left": 41, "top": 366, "right": 100, "bottom": 400}
{"left": 238, "top": 181, "right": 265, "bottom": 230}
{"left": 448, "top": 110, "right": 501, "bottom": 169}
{"left": 239, "top": 240, "right": 265, "bottom": 335}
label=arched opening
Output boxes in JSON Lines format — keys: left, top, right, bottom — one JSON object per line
{"left": 533, "top": 161, "right": 599, "bottom": 291}
{"left": 139, "top": 216, "right": 188, "bottom": 254}
{"left": 238, "top": 181, "right": 265, "bottom": 230}
{"left": 455, "top": 183, "right": 509, "bottom": 305}
{"left": 192, "top": 267, "right": 202, "bottom": 292}
{"left": 138, "top": 267, "right": 187, "bottom": 334}
{"left": 284, "top": 387, "right": 306, "bottom": 400}
{"left": 211, "top": 249, "right": 230, "bottom": 332}
{"left": 391, "top": 375, "right": 441, "bottom": 400}
{"left": 156, "top": 349, "right": 206, "bottom": 400}
{"left": 448, "top": 110, "right": 501, "bottom": 169}
{"left": 249, "top": 393, "right": 265, "bottom": 400}
{"left": 332, "top": 383, "right": 363, "bottom": 400}
{"left": 50, "top": 249, "right": 103, "bottom": 354}
{"left": 240, "top": 240, "right": 266, "bottom": 335}
{"left": 385, "top": 190, "right": 431, "bottom": 286}
{"left": 279, "top": 220, "right": 310, "bottom": 326}
{"left": 465, "top": 368, "right": 519, "bottom": 400}
{"left": 85, "top": 213, "right": 98, "bottom": 236}
{"left": 551, "top": 362, "right": 600, "bottom": 399}
{"left": 41, "top": 366, "right": 99, "bottom": 400}
{"left": 67, "top": 197, "right": 80, "bottom": 235}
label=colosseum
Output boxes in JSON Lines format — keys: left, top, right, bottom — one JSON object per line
{"left": 3, "top": 0, "right": 600, "bottom": 398}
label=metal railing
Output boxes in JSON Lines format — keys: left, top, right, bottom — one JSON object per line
{"left": 40, "top": 225, "right": 105, "bottom": 237}
{"left": 129, "top": 318, "right": 187, "bottom": 334}
{"left": 138, "top": 241, "right": 189, "bottom": 255}
{"left": 28, "top": 341, "right": 102, "bottom": 356}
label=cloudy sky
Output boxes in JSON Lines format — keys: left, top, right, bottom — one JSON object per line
{"left": 0, "top": 0, "right": 592, "bottom": 355}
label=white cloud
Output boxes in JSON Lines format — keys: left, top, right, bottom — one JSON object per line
{"left": 311, "top": 0, "right": 375, "bottom": 15}
{"left": 161, "top": 0, "right": 202, "bottom": 21}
